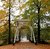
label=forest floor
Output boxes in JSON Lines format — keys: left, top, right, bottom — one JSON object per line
{"left": 0, "top": 42, "right": 50, "bottom": 49}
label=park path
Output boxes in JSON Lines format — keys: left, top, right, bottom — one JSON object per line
{"left": 0, "top": 42, "right": 50, "bottom": 49}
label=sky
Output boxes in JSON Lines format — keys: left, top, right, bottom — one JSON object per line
{"left": 0, "top": 1, "right": 3, "bottom": 10}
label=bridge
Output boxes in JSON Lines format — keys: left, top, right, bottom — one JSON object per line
{"left": 13, "top": 19, "right": 36, "bottom": 44}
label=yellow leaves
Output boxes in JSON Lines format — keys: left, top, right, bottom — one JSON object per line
{"left": 3, "top": 2, "right": 10, "bottom": 8}
{"left": 29, "top": 0, "right": 33, "bottom": 3}
{"left": 19, "top": 0, "right": 29, "bottom": 10}
{"left": 42, "top": 0, "right": 50, "bottom": 5}
{"left": 19, "top": 4, "right": 26, "bottom": 10}
{"left": 47, "top": 6, "right": 50, "bottom": 10}
{"left": 42, "top": 0, "right": 48, "bottom": 3}
{"left": 0, "top": 10, "right": 7, "bottom": 19}
{"left": 3, "top": 0, "right": 12, "bottom": 8}
{"left": 40, "top": 0, "right": 50, "bottom": 13}
{"left": 5, "top": 3, "right": 10, "bottom": 8}
{"left": 0, "top": 10, "right": 7, "bottom": 33}
{"left": 0, "top": 26, "right": 6, "bottom": 33}
{"left": 40, "top": 8, "right": 47, "bottom": 14}
{"left": 0, "top": 22, "right": 9, "bottom": 33}
{"left": 19, "top": 2, "right": 29, "bottom": 10}
{"left": 44, "top": 0, "right": 48, "bottom": 2}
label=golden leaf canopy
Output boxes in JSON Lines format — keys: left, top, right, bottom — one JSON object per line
{"left": 0, "top": 10, "right": 7, "bottom": 19}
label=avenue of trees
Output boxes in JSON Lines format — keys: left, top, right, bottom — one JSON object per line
{"left": 0, "top": 0, "right": 50, "bottom": 45}
{"left": 17, "top": 0, "right": 50, "bottom": 43}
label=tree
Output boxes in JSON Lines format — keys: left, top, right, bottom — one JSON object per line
{"left": 0, "top": 0, "right": 8, "bottom": 33}
{"left": 0, "top": 0, "right": 12, "bottom": 44}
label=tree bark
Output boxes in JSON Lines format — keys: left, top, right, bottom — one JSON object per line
{"left": 38, "top": 6, "right": 40, "bottom": 43}
{"left": 8, "top": 0, "right": 11, "bottom": 44}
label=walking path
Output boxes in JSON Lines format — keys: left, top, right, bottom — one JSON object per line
{"left": 0, "top": 42, "right": 50, "bottom": 49}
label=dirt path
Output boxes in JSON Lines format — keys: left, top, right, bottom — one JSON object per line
{"left": 0, "top": 42, "right": 50, "bottom": 49}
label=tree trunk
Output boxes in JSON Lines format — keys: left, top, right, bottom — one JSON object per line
{"left": 38, "top": 6, "right": 40, "bottom": 43}
{"left": 8, "top": 0, "right": 11, "bottom": 44}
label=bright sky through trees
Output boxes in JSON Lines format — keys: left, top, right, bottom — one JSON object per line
{"left": 0, "top": 0, "right": 50, "bottom": 31}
